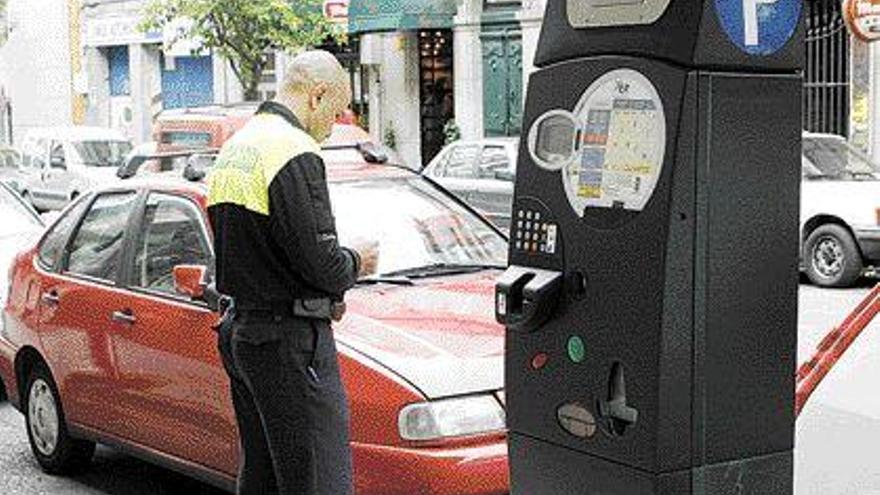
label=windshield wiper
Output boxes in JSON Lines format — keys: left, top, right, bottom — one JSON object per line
{"left": 382, "top": 262, "right": 505, "bottom": 279}
{"left": 356, "top": 275, "right": 415, "bottom": 286}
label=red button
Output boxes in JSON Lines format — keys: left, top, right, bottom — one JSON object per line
{"left": 531, "top": 353, "right": 549, "bottom": 370}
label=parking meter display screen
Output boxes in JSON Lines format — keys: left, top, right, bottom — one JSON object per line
{"left": 565, "top": 69, "right": 666, "bottom": 214}
{"left": 535, "top": 114, "right": 576, "bottom": 167}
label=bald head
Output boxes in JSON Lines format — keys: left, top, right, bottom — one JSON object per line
{"left": 276, "top": 50, "right": 351, "bottom": 141}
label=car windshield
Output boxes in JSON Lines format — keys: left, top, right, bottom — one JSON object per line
{"left": 802, "top": 136, "right": 880, "bottom": 180}
{"left": 330, "top": 178, "right": 507, "bottom": 277}
{"left": 0, "top": 186, "right": 42, "bottom": 236}
{"left": 74, "top": 140, "right": 134, "bottom": 168}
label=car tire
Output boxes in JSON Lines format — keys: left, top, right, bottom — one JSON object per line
{"left": 804, "top": 224, "right": 863, "bottom": 288}
{"left": 24, "top": 362, "right": 94, "bottom": 474}
{"left": 21, "top": 191, "right": 42, "bottom": 214}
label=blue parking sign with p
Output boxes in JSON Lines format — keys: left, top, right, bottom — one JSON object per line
{"left": 715, "top": 0, "right": 802, "bottom": 56}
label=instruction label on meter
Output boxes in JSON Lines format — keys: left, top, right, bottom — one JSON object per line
{"left": 567, "top": 69, "right": 666, "bottom": 215}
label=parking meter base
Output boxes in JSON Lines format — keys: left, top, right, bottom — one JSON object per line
{"left": 509, "top": 433, "right": 794, "bottom": 495}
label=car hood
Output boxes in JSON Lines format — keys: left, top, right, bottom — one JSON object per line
{"left": 801, "top": 180, "right": 880, "bottom": 227}
{"left": 81, "top": 166, "right": 124, "bottom": 184}
{"left": 335, "top": 271, "right": 504, "bottom": 399}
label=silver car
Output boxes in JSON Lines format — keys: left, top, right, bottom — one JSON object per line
{"left": 19, "top": 127, "right": 133, "bottom": 212}
{"left": 422, "top": 138, "right": 518, "bottom": 231}
{"left": 0, "top": 147, "right": 26, "bottom": 193}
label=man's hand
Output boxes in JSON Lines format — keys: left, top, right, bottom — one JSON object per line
{"left": 350, "top": 239, "right": 379, "bottom": 278}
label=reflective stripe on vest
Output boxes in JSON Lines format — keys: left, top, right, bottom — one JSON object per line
{"left": 206, "top": 113, "right": 320, "bottom": 216}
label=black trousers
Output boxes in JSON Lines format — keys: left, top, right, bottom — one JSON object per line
{"left": 217, "top": 312, "right": 354, "bottom": 495}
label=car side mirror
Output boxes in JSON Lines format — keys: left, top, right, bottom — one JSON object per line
{"left": 494, "top": 169, "right": 515, "bottom": 182}
{"left": 183, "top": 162, "right": 207, "bottom": 182}
{"left": 50, "top": 156, "right": 66, "bottom": 170}
{"left": 173, "top": 264, "right": 208, "bottom": 300}
{"left": 357, "top": 142, "right": 389, "bottom": 164}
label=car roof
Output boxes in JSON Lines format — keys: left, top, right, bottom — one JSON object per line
{"left": 449, "top": 137, "right": 519, "bottom": 147}
{"left": 157, "top": 103, "right": 260, "bottom": 120}
{"left": 24, "top": 126, "right": 130, "bottom": 141}
{"left": 112, "top": 153, "right": 417, "bottom": 199}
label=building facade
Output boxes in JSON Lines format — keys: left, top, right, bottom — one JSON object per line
{"left": 348, "top": 0, "right": 545, "bottom": 169}
{"left": 79, "top": 0, "right": 246, "bottom": 144}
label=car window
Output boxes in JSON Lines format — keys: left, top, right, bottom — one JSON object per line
{"left": 73, "top": 140, "right": 133, "bottom": 168}
{"left": 802, "top": 136, "right": 880, "bottom": 180}
{"left": 443, "top": 145, "right": 479, "bottom": 179}
{"left": 65, "top": 192, "right": 138, "bottom": 283}
{"left": 477, "top": 146, "right": 511, "bottom": 180}
{"left": 23, "top": 138, "right": 46, "bottom": 169}
{"left": 131, "top": 193, "right": 211, "bottom": 295}
{"left": 332, "top": 178, "right": 507, "bottom": 275}
{"left": 50, "top": 142, "right": 65, "bottom": 166}
{"left": 37, "top": 196, "right": 91, "bottom": 269}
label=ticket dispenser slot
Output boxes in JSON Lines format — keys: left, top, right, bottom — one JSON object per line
{"left": 496, "top": 267, "right": 562, "bottom": 332}
{"left": 500, "top": 1, "right": 801, "bottom": 494}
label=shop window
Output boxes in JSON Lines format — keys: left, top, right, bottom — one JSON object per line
{"left": 108, "top": 45, "right": 131, "bottom": 97}
{"left": 419, "top": 30, "right": 454, "bottom": 165}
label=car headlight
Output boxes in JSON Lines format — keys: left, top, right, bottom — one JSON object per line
{"left": 398, "top": 394, "right": 506, "bottom": 441}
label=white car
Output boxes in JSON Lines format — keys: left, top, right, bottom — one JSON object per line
{"left": 18, "top": 127, "right": 132, "bottom": 212}
{"left": 0, "top": 181, "right": 43, "bottom": 399}
{"left": 801, "top": 133, "right": 880, "bottom": 287}
{"left": 421, "top": 138, "right": 518, "bottom": 231}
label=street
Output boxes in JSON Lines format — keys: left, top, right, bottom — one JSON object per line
{"left": 0, "top": 282, "right": 876, "bottom": 494}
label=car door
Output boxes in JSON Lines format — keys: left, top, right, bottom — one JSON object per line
{"left": 21, "top": 137, "right": 49, "bottom": 209}
{"left": 111, "top": 191, "right": 235, "bottom": 473}
{"left": 42, "top": 141, "right": 72, "bottom": 210}
{"left": 471, "top": 144, "right": 515, "bottom": 230}
{"left": 428, "top": 143, "right": 480, "bottom": 203}
{"left": 36, "top": 191, "right": 140, "bottom": 434}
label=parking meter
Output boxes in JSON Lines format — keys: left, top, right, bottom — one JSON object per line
{"left": 496, "top": 1, "right": 803, "bottom": 493}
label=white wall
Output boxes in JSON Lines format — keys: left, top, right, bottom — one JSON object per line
{"left": 453, "top": 0, "right": 483, "bottom": 141}
{"left": 361, "top": 32, "right": 423, "bottom": 168}
{"left": 0, "top": 0, "right": 73, "bottom": 144}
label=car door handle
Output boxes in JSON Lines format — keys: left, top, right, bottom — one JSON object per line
{"left": 111, "top": 309, "right": 137, "bottom": 326}
{"left": 41, "top": 290, "right": 60, "bottom": 306}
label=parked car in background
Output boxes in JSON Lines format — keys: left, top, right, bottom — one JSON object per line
{"left": 0, "top": 142, "right": 510, "bottom": 495}
{"left": 117, "top": 145, "right": 219, "bottom": 182}
{"left": 153, "top": 102, "right": 258, "bottom": 152}
{"left": 801, "top": 132, "right": 880, "bottom": 287}
{"left": 0, "top": 181, "right": 43, "bottom": 401}
{"left": 421, "top": 138, "right": 518, "bottom": 231}
{"left": 0, "top": 146, "right": 26, "bottom": 192}
{"left": 18, "top": 127, "right": 133, "bottom": 212}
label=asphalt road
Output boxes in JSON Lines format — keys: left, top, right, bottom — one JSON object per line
{"left": 0, "top": 282, "right": 877, "bottom": 494}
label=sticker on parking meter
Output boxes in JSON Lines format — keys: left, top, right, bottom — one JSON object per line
{"left": 715, "top": 0, "right": 802, "bottom": 56}
{"left": 561, "top": 69, "right": 666, "bottom": 215}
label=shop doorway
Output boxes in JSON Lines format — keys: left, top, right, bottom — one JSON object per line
{"left": 419, "top": 29, "right": 454, "bottom": 165}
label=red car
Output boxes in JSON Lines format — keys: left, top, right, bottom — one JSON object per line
{"left": 0, "top": 146, "right": 511, "bottom": 494}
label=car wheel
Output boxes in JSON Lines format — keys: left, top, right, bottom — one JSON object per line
{"left": 804, "top": 224, "right": 863, "bottom": 288}
{"left": 24, "top": 362, "right": 94, "bottom": 474}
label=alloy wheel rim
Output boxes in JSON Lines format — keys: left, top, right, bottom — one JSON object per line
{"left": 812, "top": 236, "right": 844, "bottom": 279}
{"left": 28, "top": 378, "right": 59, "bottom": 456}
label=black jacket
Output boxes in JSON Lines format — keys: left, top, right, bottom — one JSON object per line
{"left": 206, "top": 102, "right": 360, "bottom": 307}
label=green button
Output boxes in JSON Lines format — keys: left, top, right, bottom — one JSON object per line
{"left": 567, "top": 336, "right": 586, "bottom": 363}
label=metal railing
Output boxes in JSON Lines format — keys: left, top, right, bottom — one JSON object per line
{"left": 803, "top": 0, "right": 850, "bottom": 137}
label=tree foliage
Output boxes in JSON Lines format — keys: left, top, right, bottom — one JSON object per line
{"left": 141, "top": 0, "right": 344, "bottom": 100}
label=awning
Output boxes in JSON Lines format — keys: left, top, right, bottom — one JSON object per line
{"left": 348, "top": 0, "right": 457, "bottom": 34}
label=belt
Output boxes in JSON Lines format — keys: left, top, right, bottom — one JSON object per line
{"left": 236, "top": 298, "right": 336, "bottom": 320}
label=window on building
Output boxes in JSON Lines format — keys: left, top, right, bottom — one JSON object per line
{"left": 108, "top": 45, "right": 131, "bottom": 97}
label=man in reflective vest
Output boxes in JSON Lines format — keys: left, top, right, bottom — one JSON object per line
{"left": 207, "top": 50, "right": 376, "bottom": 495}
